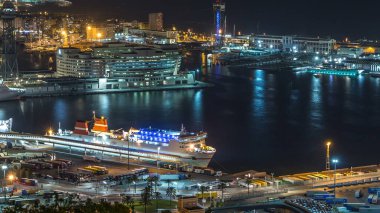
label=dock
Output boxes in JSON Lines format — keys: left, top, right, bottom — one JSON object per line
{"left": 21, "top": 80, "right": 213, "bottom": 98}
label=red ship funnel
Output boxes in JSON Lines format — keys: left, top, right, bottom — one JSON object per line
{"left": 74, "top": 120, "right": 89, "bottom": 135}
{"left": 92, "top": 116, "right": 109, "bottom": 133}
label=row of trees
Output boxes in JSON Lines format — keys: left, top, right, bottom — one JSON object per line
{"left": 4, "top": 197, "right": 131, "bottom": 213}
{"left": 139, "top": 177, "right": 177, "bottom": 213}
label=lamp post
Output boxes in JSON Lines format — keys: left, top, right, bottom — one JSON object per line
{"left": 157, "top": 147, "right": 161, "bottom": 172}
{"left": 8, "top": 175, "right": 14, "bottom": 185}
{"left": 326, "top": 141, "right": 332, "bottom": 171}
{"left": 97, "top": 32, "right": 102, "bottom": 42}
{"left": 127, "top": 137, "right": 130, "bottom": 170}
{"left": 2, "top": 165, "right": 7, "bottom": 203}
{"left": 332, "top": 159, "right": 339, "bottom": 199}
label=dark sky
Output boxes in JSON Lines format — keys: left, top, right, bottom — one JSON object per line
{"left": 48, "top": 0, "right": 380, "bottom": 40}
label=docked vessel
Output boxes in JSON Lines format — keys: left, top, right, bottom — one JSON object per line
{"left": 307, "top": 67, "right": 364, "bottom": 77}
{"left": 0, "top": 81, "right": 25, "bottom": 102}
{"left": 53, "top": 113, "right": 216, "bottom": 168}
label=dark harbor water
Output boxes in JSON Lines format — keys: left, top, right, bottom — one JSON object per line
{"left": 2, "top": 52, "right": 380, "bottom": 175}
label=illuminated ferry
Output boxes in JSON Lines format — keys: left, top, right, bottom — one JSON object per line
{"left": 54, "top": 113, "right": 216, "bottom": 168}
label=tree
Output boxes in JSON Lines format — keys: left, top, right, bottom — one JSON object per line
{"left": 245, "top": 178, "right": 252, "bottom": 195}
{"left": 154, "top": 191, "right": 162, "bottom": 210}
{"left": 147, "top": 176, "right": 159, "bottom": 194}
{"left": 140, "top": 186, "right": 152, "bottom": 213}
{"left": 218, "top": 182, "right": 227, "bottom": 202}
{"left": 164, "top": 179, "right": 172, "bottom": 190}
{"left": 199, "top": 185, "right": 208, "bottom": 206}
{"left": 166, "top": 186, "right": 176, "bottom": 206}
{"left": 122, "top": 195, "right": 135, "bottom": 212}
{"left": 131, "top": 175, "right": 139, "bottom": 194}
{"left": 126, "top": 177, "right": 133, "bottom": 192}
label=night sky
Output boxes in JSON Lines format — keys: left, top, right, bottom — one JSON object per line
{"left": 45, "top": 0, "right": 380, "bottom": 40}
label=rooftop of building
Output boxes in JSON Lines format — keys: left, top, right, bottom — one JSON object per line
{"left": 254, "top": 34, "right": 335, "bottom": 42}
{"left": 57, "top": 43, "right": 180, "bottom": 60}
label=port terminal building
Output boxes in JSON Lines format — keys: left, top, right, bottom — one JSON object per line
{"left": 54, "top": 43, "right": 196, "bottom": 89}
{"left": 252, "top": 34, "right": 336, "bottom": 54}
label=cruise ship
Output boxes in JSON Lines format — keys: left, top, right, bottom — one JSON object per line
{"left": 53, "top": 114, "right": 216, "bottom": 168}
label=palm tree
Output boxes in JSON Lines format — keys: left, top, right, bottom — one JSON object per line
{"left": 245, "top": 178, "right": 252, "bottom": 195}
{"left": 131, "top": 175, "right": 138, "bottom": 194}
{"left": 154, "top": 191, "right": 162, "bottom": 210}
{"left": 199, "top": 185, "right": 208, "bottom": 206}
{"left": 218, "top": 182, "right": 227, "bottom": 202}
{"left": 164, "top": 179, "right": 172, "bottom": 190}
{"left": 126, "top": 177, "right": 133, "bottom": 192}
{"left": 166, "top": 186, "right": 176, "bottom": 206}
{"left": 140, "top": 186, "right": 152, "bottom": 213}
{"left": 122, "top": 195, "right": 135, "bottom": 212}
{"left": 148, "top": 176, "right": 159, "bottom": 194}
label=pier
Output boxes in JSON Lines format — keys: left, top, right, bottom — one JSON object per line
{"left": 21, "top": 80, "right": 213, "bottom": 98}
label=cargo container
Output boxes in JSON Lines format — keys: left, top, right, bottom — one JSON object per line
{"left": 282, "top": 177, "right": 304, "bottom": 184}
{"left": 77, "top": 168, "right": 96, "bottom": 175}
{"left": 343, "top": 203, "right": 368, "bottom": 211}
{"left": 326, "top": 197, "right": 348, "bottom": 204}
{"left": 91, "top": 166, "right": 109, "bottom": 174}
{"left": 306, "top": 191, "right": 327, "bottom": 197}
{"left": 55, "top": 159, "right": 72, "bottom": 166}
{"left": 83, "top": 166, "right": 106, "bottom": 175}
{"left": 83, "top": 155, "right": 101, "bottom": 163}
{"left": 313, "top": 193, "right": 335, "bottom": 200}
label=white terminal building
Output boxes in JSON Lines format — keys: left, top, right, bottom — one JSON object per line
{"left": 252, "top": 35, "right": 336, "bottom": 54}
{"left": 56, "top": 43, "right": 195, "bottom": 88}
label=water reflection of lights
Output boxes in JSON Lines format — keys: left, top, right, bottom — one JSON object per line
{"left": 252, "top": 70, "right": 266, "bottom": 117}
{"left": 193, "top": 91, "right": 203, "bottom": 124}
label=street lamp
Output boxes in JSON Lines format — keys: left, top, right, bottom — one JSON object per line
{"left": 97, "top": 32, "right": 102, "bottom": 42}
{"left": 326, "top": 141, "right": 332, "bottom": 171}
{"left": 2, "top": 165, "right": 7, "bottom": 203}
{"left": 332, "top": 159, "right": 339, "bottom": 198}
{"left": 8, "top": 175, "right": 14, "bottom": 184}
{"left": 157, "top": 147, "right": 161, "bottom": 172}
